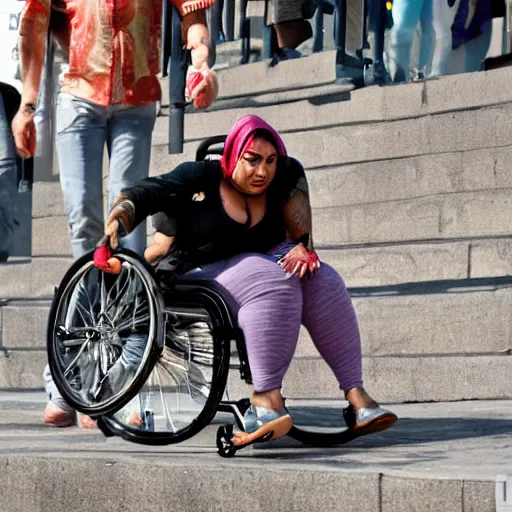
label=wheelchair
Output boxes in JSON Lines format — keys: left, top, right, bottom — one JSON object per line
{"left": 46, "top": 138, "right": 357, "bottom": 457}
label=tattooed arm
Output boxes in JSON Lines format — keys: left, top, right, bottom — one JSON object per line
{"left": 11, "top": 0, "right": 50, "bottom": 158}
{"left": 280, "top": 168, "right": 320, "bottom": 278}
{"left": 282, "top": 184, "right": 315, "bottom": 252}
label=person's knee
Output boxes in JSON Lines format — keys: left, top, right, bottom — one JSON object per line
{"left": 315, "top": 262, "right": 346, "bottom": 288}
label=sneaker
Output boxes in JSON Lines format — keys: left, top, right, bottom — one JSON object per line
{"left": 230, "top": 405, "right": 293, "bottom": 448}
{"left": 344, "top": 405, "right": 397, "bottom": 436}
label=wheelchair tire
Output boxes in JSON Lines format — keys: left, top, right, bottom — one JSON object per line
{"left": 97, "top": 283, "right": 232, "bottom": 445}
{"left": 47, "top": 250, "right": 165, "bottom": 417}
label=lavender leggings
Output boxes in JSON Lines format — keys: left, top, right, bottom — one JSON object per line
{"left": 184, "top": 251, "right": 363, "bottom": 393}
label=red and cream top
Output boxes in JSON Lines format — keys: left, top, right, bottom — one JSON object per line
{"left": 23, "top": 0, "right": 213, "bottom": 106}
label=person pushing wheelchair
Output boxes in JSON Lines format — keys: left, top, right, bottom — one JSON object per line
{"left": 96, "top": 114, "right": 398, "bottom": 451}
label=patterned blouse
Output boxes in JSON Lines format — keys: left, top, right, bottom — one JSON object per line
{"left": 22, "top": 0, "right": 213, "bottom": 106}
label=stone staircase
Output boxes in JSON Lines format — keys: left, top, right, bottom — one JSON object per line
{"left": 0, "top": 52, "right": 511, "bottom": 407}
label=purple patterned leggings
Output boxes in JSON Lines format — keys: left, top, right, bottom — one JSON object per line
{"left": 185, "top": 252, "right": 363, "bottom": 393}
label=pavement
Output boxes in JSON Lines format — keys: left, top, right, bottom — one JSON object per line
{"left": 0, "top": 392, "right": 510, "bottom": 511}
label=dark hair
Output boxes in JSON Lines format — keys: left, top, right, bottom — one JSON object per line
{"left": 252, "top": 129, "right": 278, "bottom": 151}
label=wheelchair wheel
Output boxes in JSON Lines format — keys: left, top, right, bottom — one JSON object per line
{"left": 98, "top": 283, "right": 231, "bottom": 445}
{"left": 47, "top": 250, "right": 165, "bottom": 416}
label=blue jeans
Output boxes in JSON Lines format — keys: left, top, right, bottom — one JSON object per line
{"left": 0, "top": 92, "right": 17, "bottom": 260}
{"left": 56, "top": 93, "right": 157, "bottom": 259}
{"left": 389, "top": 0, "right": 435, "bottom": 80}
{"left": 45, "top": 94, "right": 156, "bottom": 413}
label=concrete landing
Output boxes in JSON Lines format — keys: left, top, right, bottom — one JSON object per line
{"left": 0, "top": 393, "right": 510, "bottom": 511}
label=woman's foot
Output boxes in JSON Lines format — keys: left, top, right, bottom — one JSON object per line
{"left": 78, "top": 413, "right": 97, "bottom": 429}
{"left": 344, "top": 387, "right": 397, "bottom": 436}
{"left": 43, "top": 402, "right": 75, "bottom": 427}
{"left": 230, "top": 389, "right": 292, "bottom": 448}
{"left": 231, "top": 404, "right": 293, "bottom": 448}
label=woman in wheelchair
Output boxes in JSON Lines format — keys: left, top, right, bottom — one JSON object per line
{"left": 95, "top": 114, "right": 397, "bottom": 450}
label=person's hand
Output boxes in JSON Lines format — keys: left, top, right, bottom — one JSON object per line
{"left": 278, "top": 243, "right": 320, "bottom": 279}
{"left": 93, "top": 236, "right": 122, "bottom": 275}
{"left": 11, "top": 104, "right": 37, "bottom": 158}
{"left": 104, "top": 196, "right": 135, "bottom": 249}
{"left": 186, "top": 64, "right": 219, "bottom": 110}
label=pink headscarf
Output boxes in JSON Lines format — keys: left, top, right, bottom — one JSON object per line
{"left": 221, "top": 115, "right": 287, "bottom": 177}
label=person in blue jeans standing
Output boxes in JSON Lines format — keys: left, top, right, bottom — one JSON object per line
{"left": 12, "top": 0, "right": 218, "bottom": 428}
{"left": 0, "top": 88, "right": 18, "bottom": 263}
{"left": 389, "top": 0, "right": 461, "bottom": 81}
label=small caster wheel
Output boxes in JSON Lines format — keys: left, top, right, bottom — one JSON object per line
{"left": 216, "top": 425, "right": 237, "bottom": 458}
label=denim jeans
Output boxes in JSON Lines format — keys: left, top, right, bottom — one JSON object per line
{"left": 431, "top": 0, "right": 461, "bottom": 77}
{"left": 45, "top": 93, "right": 156, "bottom": 412}
{"left": 0, "top": 92, "right": 17, "bottom": 260}
{"left": 56, "top": 93, "right": 157, "bottom": 259}
{"left": 389, "top": 0, "right": 435, "bottom": 80}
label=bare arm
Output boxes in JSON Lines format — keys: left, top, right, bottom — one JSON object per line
{"left": 182, "top": 10, "right": 209, "bottom": 68}
{"left": 282, "top": 182, "right": 315, "bottom": 252}
{"left": 12, "top": 1, "right": 50, "bottom": 157}
{"left": 279, "top": 174, "right": 320, "bottom": 278}
{"left": 19, "top": 1, "right": 49, "bottom": 104}
{"left": 178, "top": 5, "right": 218, "bottom": 109}
{"left": 144, "top": 233, "right": 175, "bottom": 265}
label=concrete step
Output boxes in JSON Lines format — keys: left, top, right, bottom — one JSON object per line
{"left": 35, "top": 143, "right": 512, "bottom": 215}
{"left": 0, "top": 300, "right": 50, "bottom": 349}
{"left": 32, "top": 168, "right": 512, "bottom": 252}
{"left": 159, "top": 65, "right": 512, "bottom": 142}
{"left": 313, "top": 189, "right": 512, "bottom": 246}
{"left": 225, "top": 353, "right": 512, "bottom": 404}
{"left": 150, "top": 99, "right": 512, "bottom": 172}
{"left": 0, "top": 258, "right": 70, "bottom": 299}
{"left": 23, "top": 230, "right": 512, "bottom": 289}
{"left": 0, "top": 350, "right": 46, "bottom": 389}
{"left": 161, "top": 52, "right": 512, "bottom": 112}
{"left": 3, "top": 282, "right": 511, "bottom": 401}
{"left": 0, "top": 395, "right": 508, "bottom": 512}
{"left": 160, "top": 50, "right": 337, "bottom": 110}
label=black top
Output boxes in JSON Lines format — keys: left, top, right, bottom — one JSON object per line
{"left": 124, "top": 156, "right": 306, "bottom": 267}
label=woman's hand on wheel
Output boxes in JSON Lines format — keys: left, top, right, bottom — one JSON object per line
{"left": 279, "top": 243, "right": 320, "bottom": 279}
{"left": 93, "top": 236, "right": 122, "bottom": 275}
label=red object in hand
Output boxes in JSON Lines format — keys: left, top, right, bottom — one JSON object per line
{"left": 186, "top": 66, "right": 219, "bottom": 109}
{"left": 186, "top": 70, "right": 205, "bottom": 99}
{"left": 93, "top": 238, "right": 122, "bottom": 274}
{"left": 279, "top": 243, "right": 320, "bottom": 279}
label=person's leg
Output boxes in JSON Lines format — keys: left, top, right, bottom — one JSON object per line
{"left": 0, "top": 92, "right": 17, "bottom": 261}
{"left": 55, "top": 93, "right": 107, "bottom": 259}
{"left": 418, "top": 0, "right": 435, "bottom": 76}
{"left": 183, "top": 254, "right": 302, "bottom": 445}
{"left": 388, "top": 0, "right": 424, "bottom": 81}
{"left": 430, "top": 0, "right": 461, "bottom": 76}
{"left": 107, "top": 103, "right": 157, "bottom": 256}
{"left": 212, "top": 254, "right": 303, "bottom": 400}
{"left": 45, "top": 93, "right": 107, "bottom": 427}
{"left": 43, "top": 364, "right": 76, "bottom": 427}
{"left": 301, "top": 263, "right": 397, "bottom": 433}
{"left": 464, "top": 19, "right": 492, "bottom": 72}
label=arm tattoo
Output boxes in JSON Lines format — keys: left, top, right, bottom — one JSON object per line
{"left": 283, "top": 190, "right": 315, "bottom": 251}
